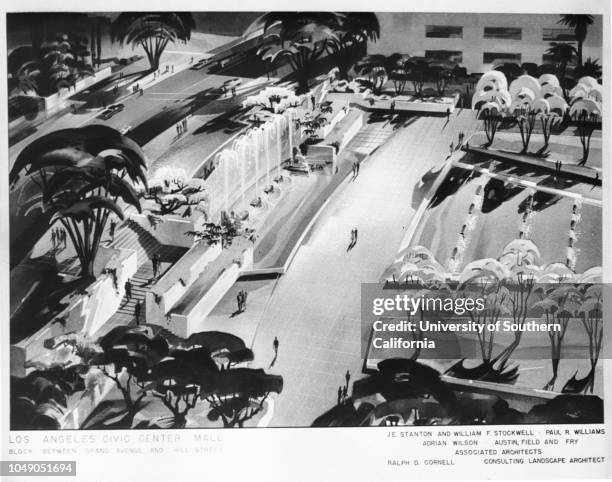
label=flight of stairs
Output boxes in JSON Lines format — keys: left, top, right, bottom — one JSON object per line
{"left": 92, "top": 219, "right": 188, "bottom": 337}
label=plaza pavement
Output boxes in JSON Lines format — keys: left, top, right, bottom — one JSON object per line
{"left": 206, "top": 110, "right": 480, "bottom": 427}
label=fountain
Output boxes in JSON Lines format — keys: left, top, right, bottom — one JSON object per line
{"left": 203, "top": 108, "right": 299, "bottom": 220}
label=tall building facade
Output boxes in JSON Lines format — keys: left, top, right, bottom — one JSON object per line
{"left": 369, "top": 13, "right": 603, "bottom": 73}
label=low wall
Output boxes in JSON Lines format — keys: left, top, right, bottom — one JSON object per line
{"left": 16, "top": 248, "right": 138, "bottom": 359}
{"left": 167, "top": 245, "right": 253, "bottom": 338}
{"left": 145, "top": 242, "right": 222, "bottom": 326}
{"left": 129, "top": 213, "right": 195, "bottom": 249}
{"left": 339, "top": 112, "right": 364, "bottom": 151}
{"left": 80, "top": 248, "right": 138, "bottom": 336}
{"left": 320, "top": 108, "right": 347, "bottom": 137}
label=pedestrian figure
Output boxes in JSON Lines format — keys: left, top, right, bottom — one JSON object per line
{"left": 353, "top": 228, "right": 358, "bottom": 244}
{"left": 446, "top": 107, "right": 451, "bottom": 120}
{"left": 242, "top": 290, "right": 248, "bottom": 310}
{"left": 124, "top": 279, "right": 132, "bottom": 301}
{"left": 134, "top": 301, "right": 141, "bottom": 325}
{"left": 176, "top": 124, "right": 180, "bottom": 136}
{"left": 171, "top": 65, "right": 174, "bottom": 73}
{"left": 337, "top": 386, "right": 343, "bottom": 405}
{"left": 152, "top": 253, "right": 161, "bottom": 279}
{"left": 449, "top": 142, "right": 454, "bottom": 156}
{"left": 273, "top": 336, "right": 279, "bottom": 355}
{"left": 390, "top": 100, "right": 395, "bottom": 114}
{"left": 236, "top": 291, "right": 243, "bottom": 312}
{"left": 310, "top": 95, "right": 316, "bottom": 111}
{"left": 356, "top": 162, "right": 360, "bottom": 176}
{"left": 345, "top": 369, "right": 351, "bottom": 387}
{"left": 109, "top": 220, "right": 117, "bottom": 243}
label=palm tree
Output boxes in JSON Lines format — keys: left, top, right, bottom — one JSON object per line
{"left": 545, "top": 42, "right": 577, "bottom": 100}
{"left": 326, "top": 13, "right": 380, "bottom": 79}
{"left": 10, "top": 125, "right": 148, "bottom": 278}
{"left": 546, "top": 42, "right": 577, "bottom": 78}
{"left": 111, "top": 13, "right": 195, "bottom": 71}
{"left": 574, "top": 57, "right": 602, "bottom": 79}
{"left": 256, "top": 12, "right": 343, "bottom": 93}
{"left": 41, "top": 33, "right": 94, "bottom": 93}
{"left": 10, "top": 61, "right": 41, "bottom": 95}
{"left": 558, "top": 14, "right": 594, "bottom": 67}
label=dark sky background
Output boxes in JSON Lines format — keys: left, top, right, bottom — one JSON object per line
{"left": 6, "top": 12, "right": 263, "bottom": 51}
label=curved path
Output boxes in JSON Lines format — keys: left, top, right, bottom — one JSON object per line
{"left": 250, "top": 111, "right": 479, "bottom": 427}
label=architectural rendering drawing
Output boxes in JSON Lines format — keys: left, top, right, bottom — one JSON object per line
{"left": 7, "top": 12, "right": 603, "bottom": 430}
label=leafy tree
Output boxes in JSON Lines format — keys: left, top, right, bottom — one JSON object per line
{"left": 389, "top": 67, "right": 409, "bottom": 96}
{"left": 540, "top": 112, "right": 562, "bottom": 150}
{"left": 141, "top": 169, "right": 207, "bottom": 217}
{"left": 430, "top": 66, "right": 452, "bottom": 96}
{"left": 515, "top": 107, "right": 538, "bottom": 153}
{"left": 111, "top": 13, "right": 195, "bottom": 71}
{"left": 354, "top": 54, "right": 388, "bottom": 94}
{"left": 532, "top": 286, "right": 581, "bottom": 391}
{"left": 558, "top": 14, "right": 594, "bottom": 67}
{"left": 481, "top": 106, "right": 503, "bottom": 147}
{"left": 87, "top": 326, "right": 169, "bottom": 428}
{"left": 257, "top": 12, "right": 342, "bottom": 93}
{"left": 576, "top": 285, "right": 602, "bottom": 393}
{"left": 494, "top": 63, "right": 524, "bottom": 84}
{"left": 10, "top": 125, "right": 148, "bottom": 278}
{"left": 326, "top": 13, "right": 380, "bottom": 79}
{"left": 8, "top": 59, "right": 41, "bottom": 95}
{"left": 8, "top": 32, "right": 94, "bottom": 97}
{"left": 573, "top": 57, "right": 602, "bottom": 79}
{"left": 186, "top": 212, "right": 244, "bottom": 248}
{"left": 405, "top": 60, "right": 431, "bottom": 97}
{"left": 203, "top": 368, "right": 283, "bottom": 427}
{"left": 574, "top": 110, "right": 599, "bottom": 166}
{"left": 140, "top": 330, "right": 281, "bottom": 428}
{"left": 496, "top": 269, "right": 537, "bottom": 367}
{"left": 143, "top": 348, "right": 217, "bottom": 428}
{"left": 43, "top": 33, "right": 94, "bottom": 93}
{"left": 545, "top": 42, "right": 577, "bottom": 98}
{"left": 11, "top": 365, "right": 89, "bottom": 429}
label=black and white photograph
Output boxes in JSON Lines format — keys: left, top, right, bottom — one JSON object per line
{"left": 2, "top": 1, "right": 610, "bottom": 480}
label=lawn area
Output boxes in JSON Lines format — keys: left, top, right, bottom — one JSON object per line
{"left": 411, "top": 166, "right": 601, "bottom": 275}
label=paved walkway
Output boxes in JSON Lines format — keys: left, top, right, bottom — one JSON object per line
{"left": 234, "top": 110, "right": 480, "bottom": 426}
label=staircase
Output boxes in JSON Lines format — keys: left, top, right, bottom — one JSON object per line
{"left": 91, "top": 219, "right": 188, "bottom": 337}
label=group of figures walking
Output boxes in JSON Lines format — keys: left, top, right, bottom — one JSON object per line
{"left": 176, "top": 118, "right": 188, "bottom": 136}
{"left": 51, "top": 226, "right": 67, "bottom": 250}
{"left": 236, "top": 289, "right": 248, "bottom": 312}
